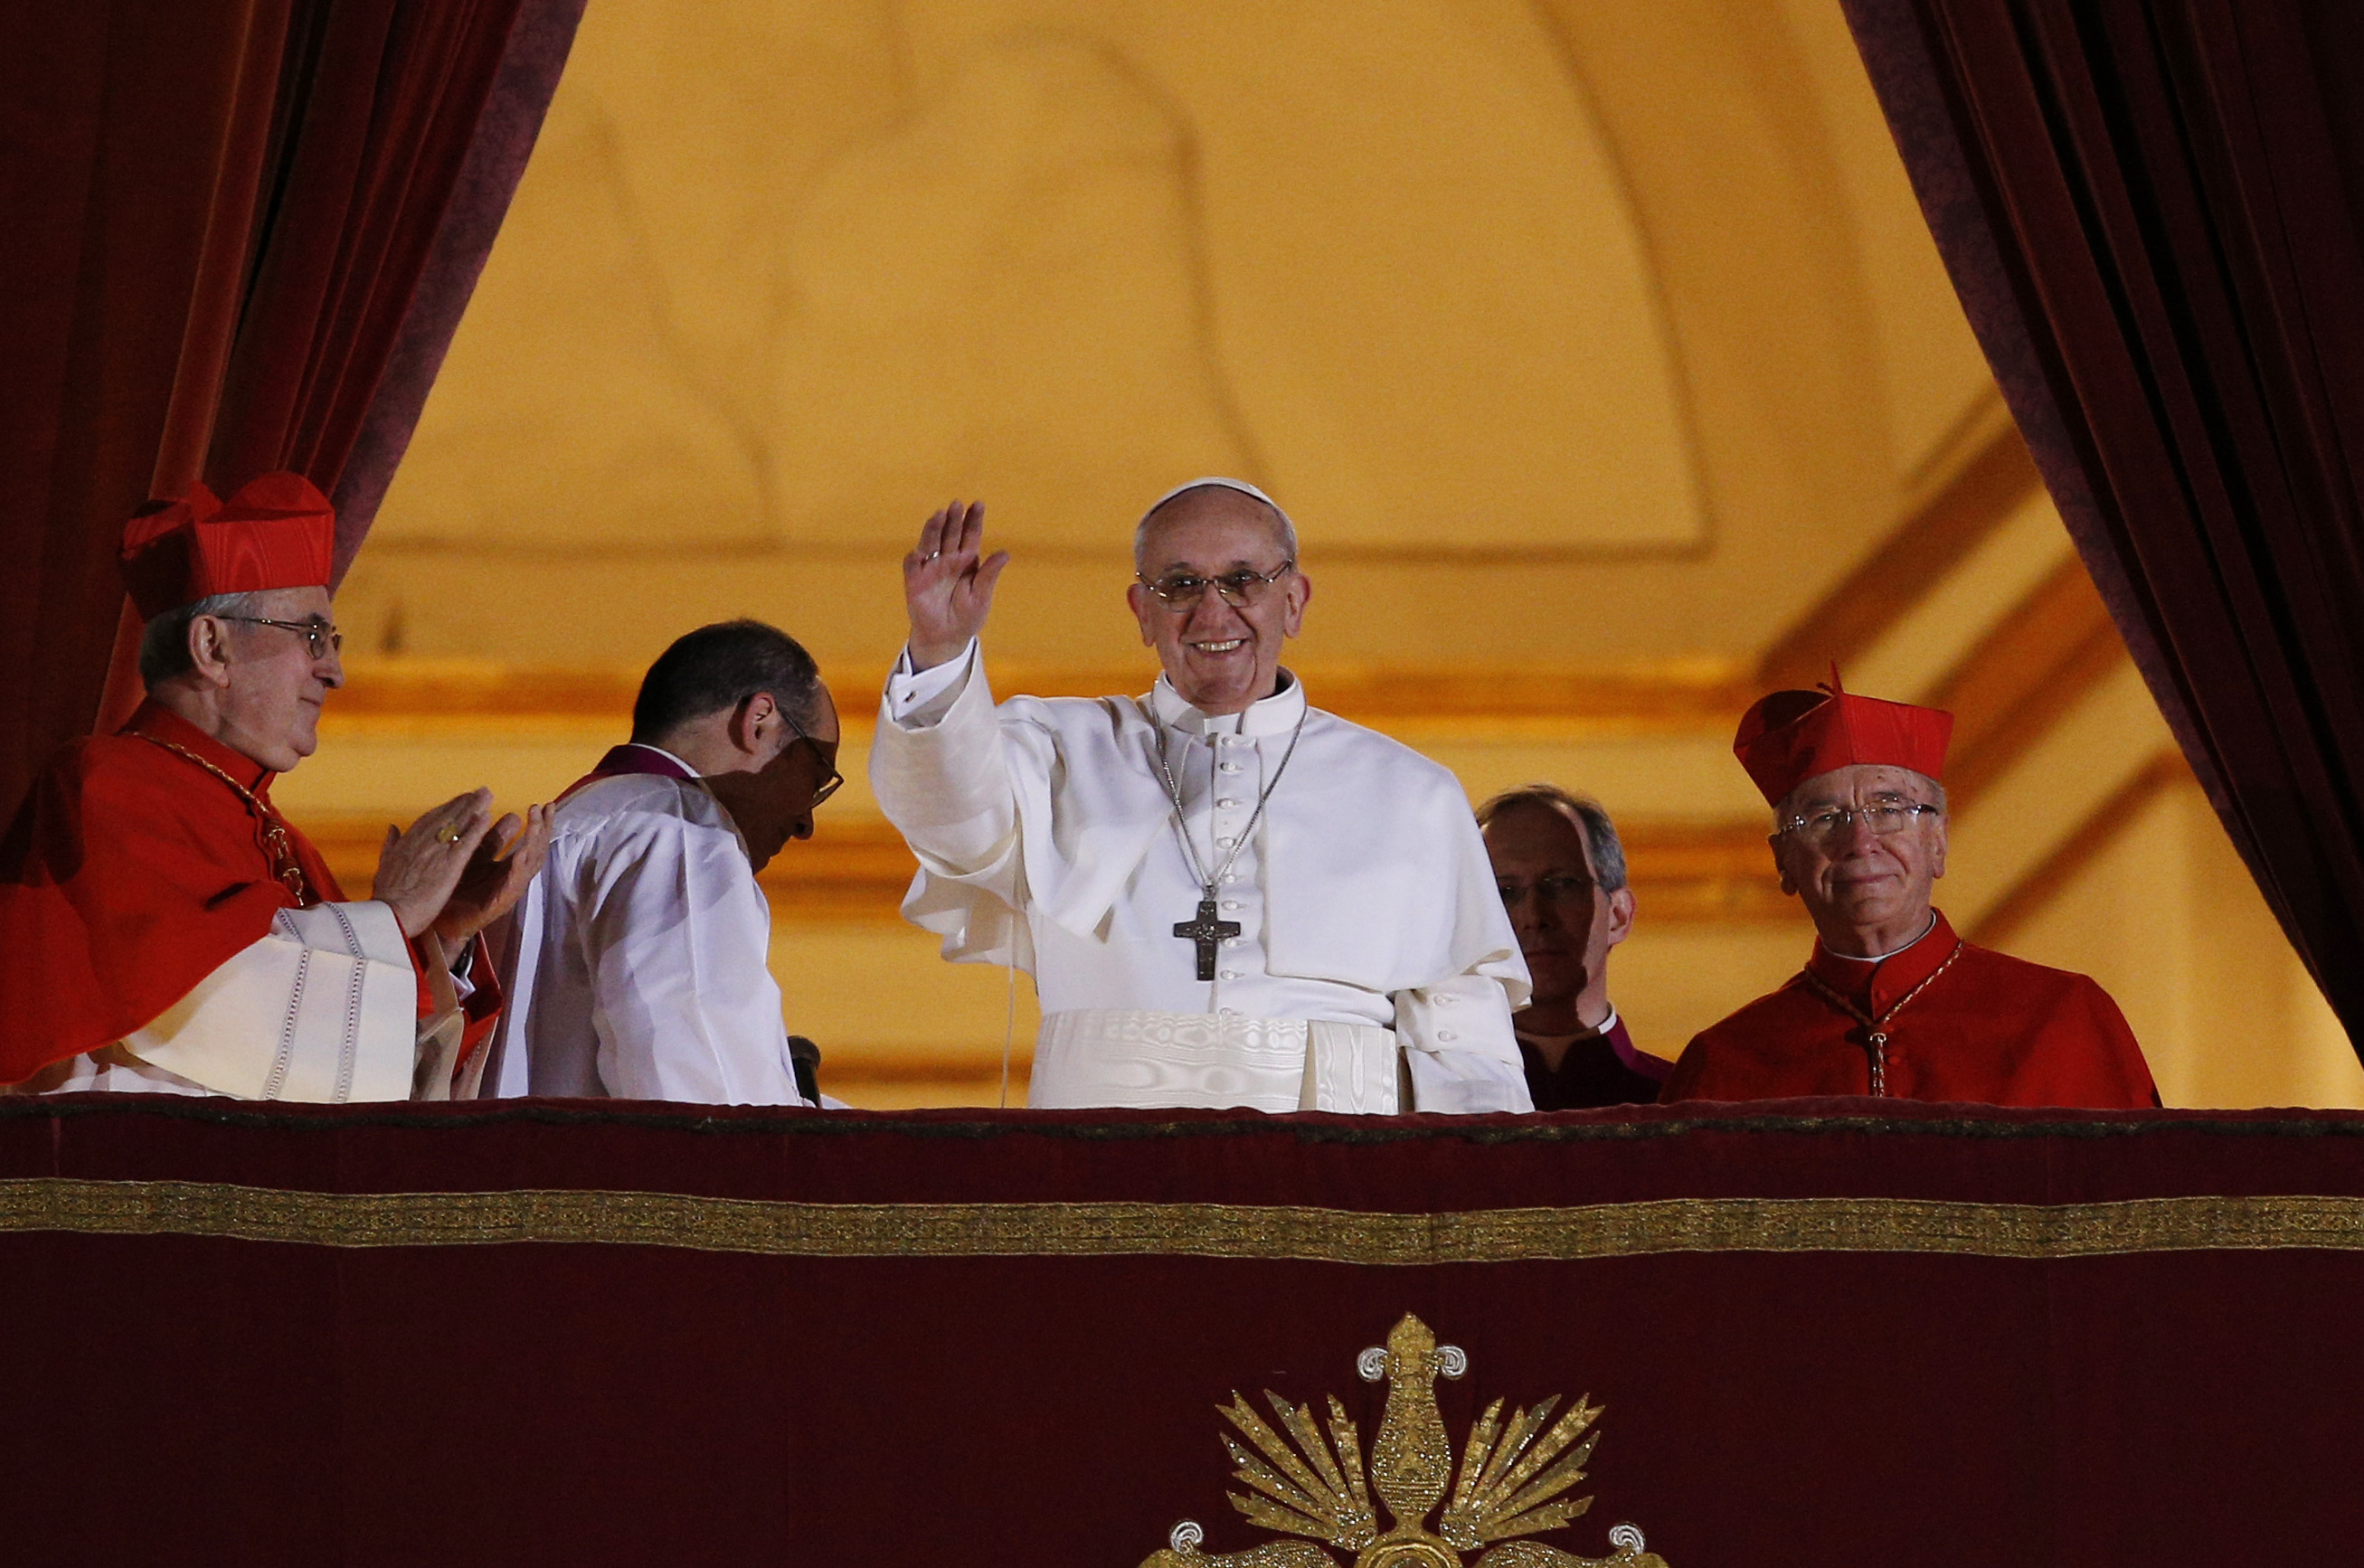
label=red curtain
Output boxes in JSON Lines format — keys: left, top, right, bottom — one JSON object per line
{"left": 1839, "top": 0, "right": 2364, "bottom": 1059}
{"left": 10, "top": 1096, "right": 2364, "bottom": 1564}
{"left": 0, "top": 0, "right": 584, "bottom": 821}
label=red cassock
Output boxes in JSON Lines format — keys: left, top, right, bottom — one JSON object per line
{"left": 0, "top": 701, "right": 491, "bottom": 1085}
{"left": 1660, "top": 911, "right": 2159, "bottom": 1108}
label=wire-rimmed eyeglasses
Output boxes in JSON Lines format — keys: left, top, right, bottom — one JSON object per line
{"left": 219, "top": 615, "right": 342, "bottom": 660}
{"left": 781, "top": 709, "right": 844, "bottom": 808}
{"left": 1778, "top": 800, "right": 1942, "bottom": 847}
{"left": 1497, "top": 874, "right": 1597, "bottom": 911}
{"left": 1136, "top": 560, "right": 1296, "bottom": 609}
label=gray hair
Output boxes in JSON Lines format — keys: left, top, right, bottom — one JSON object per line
{"left": 1134, "top": 477, "right": 1299, "bottom": 569}
{"left": 1771, "top": 772, "right": 1948, "bottom": 830}
{"left": 1476, "top": 783, "right": 1628, "bottom": 893}
{"left": 137, "top": 590, "right": 269, "bottom": 688}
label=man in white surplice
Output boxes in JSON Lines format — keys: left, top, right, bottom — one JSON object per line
{"left": 871, "top": 482, "right": 1534, "bottom": 1113}
{"left": 487, "top": 620, "right": 843, "bottom": 1103}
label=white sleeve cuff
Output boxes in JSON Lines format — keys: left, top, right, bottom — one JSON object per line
{"left": 1404, "top": 1049, "right": 1536, "bottom": 1114}
{"left": 121, "top": 902, "right": 419, "bottom": 1102}
{"left": 1395, "top": 974, "right": 1532, "bottom": 1113}
{"left": 884, "top": 639, "right": 979, "bottom": 728}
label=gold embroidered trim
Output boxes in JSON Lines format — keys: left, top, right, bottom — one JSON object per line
{"left": 1, "top": 1179, "right": 2361, "bottom": 1260}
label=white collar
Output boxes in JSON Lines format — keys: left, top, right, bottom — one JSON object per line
{"left": 1516, "top": 1005, "right": 1619, "bottom": 1045}
{"left": 622, "top": 742, "right": 700, "bottom": 777}
{"left": 1822, "top": 911, "right": 1939, "bottom": 964}
{"left": 1148, "top": 668, "right": 1307, "bottom": 737}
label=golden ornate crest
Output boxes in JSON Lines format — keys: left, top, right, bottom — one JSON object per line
{"left": 1141, "top": 1315, "right": 1669, "bottom": 1568}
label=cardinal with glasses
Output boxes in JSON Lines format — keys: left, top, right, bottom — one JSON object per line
{"left": 0, "top": 474, "right": 551, "bottom": 1100}
{"left": 869, "top": 479, "right": 1532, "bottom": 1113}
{"left": 1660, "top": 678, "right": 2156, "bottom": 1107}
{"left": 484, "top": 619, "right": 842, "bottom": 1103}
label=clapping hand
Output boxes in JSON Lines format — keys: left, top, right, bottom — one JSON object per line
{"left": 903, "top": 500, "right": 1008, "bottom": 672}
{"left": 373, "top": 790, "right": 552, "bottom": 941}
{"left": 431, "top": 802, "right": 552, "bottom": 945}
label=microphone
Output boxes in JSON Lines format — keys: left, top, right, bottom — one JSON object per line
{"left": 788, "top": 1034, "right": 822, "bottom": 1106}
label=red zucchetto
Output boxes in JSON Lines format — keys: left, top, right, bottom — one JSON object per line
{"left": 118, "top": 471, "right": 336, "bottom": 620}
{"left": 1733, "top": 674, "right": 1953, "bottom": 807}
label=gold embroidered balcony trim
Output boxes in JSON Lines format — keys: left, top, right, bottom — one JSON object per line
{"left": 3, "top": 1180, "right": 2362, "bottom": 1261}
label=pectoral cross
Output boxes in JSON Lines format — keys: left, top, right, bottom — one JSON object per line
{"left": 1173, "top": 897, "right": 1242, "bottom": 982}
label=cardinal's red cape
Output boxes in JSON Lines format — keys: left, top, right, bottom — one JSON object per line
{"left": 0, "top": 703, "right": 353, "bottom": 1081}
{"left": 1660, "top": 911, "right": 2158, "bottom": 1108}
{"left": 0, "top": 700, "right": 519, "bottom": 1086}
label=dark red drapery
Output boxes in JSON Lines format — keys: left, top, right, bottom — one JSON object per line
{"left": 0, "top": 0, "right": 584, "bottom": 821}
{"left": 8, "top": 1097, "right": 2364, "bottom": 1565}
{"left": 1839, "top": 0, "right": 2364, "bottom": 1061}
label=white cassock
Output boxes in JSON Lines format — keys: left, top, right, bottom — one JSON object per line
{"left": 47, "top": 902, "right": 443, "bottom": 1101}
{"left": 484, "top": 755, "right": 810, "bottom": 1104}
{"left": 872, "top": 642, "right": 1534, "bottom": 1113}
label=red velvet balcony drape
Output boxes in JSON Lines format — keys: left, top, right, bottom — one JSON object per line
{"left": 0, "top": 0, "right": 583, "bottom": 821}
{"left": 10, "top": 1097, "right": 2364, "bottom": 1565}
{"left": 1839, "top": 0, "right": 2364, "bottom": 1061}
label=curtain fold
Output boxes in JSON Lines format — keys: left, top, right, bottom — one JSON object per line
{"left": 1, "top": 0, "right": 279, "bottom": 825}
{"left": 0, "top": 0, "right": 584, "bottom": 818}
{"left": 1841, "top": 0, "right": 2364, "bottom": 1058}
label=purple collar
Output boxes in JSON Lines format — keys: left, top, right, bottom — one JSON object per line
{"left": 562, "top": 743, "right": 697, "bottom": 801}
{"left": 1603, "top": 1015, "right": 1670, "bottom": 1083}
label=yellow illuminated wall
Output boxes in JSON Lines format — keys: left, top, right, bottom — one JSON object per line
{"left": 345, "top": 0, "right": 1987, "bottom": 673}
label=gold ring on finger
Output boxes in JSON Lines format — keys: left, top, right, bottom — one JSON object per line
{"left": 438, "top": 825, "right": 465, "bottom": 844}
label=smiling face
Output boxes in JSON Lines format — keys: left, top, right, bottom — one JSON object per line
{"left": 704, "top": 684, "right": 842, "bottom": 873}
{"left": 1126, "top": 488, "right": 1310, "bottom": 715}
{"left": 208, "top": 586, "right": 343, "bottom": 772}
{"left": 1484, "top": 800, "right": 1633, "bottom": 1031}
{"left": 1771, "top": 763, "right": 1948, "bottom": 957}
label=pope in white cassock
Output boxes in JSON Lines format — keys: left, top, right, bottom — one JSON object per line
{"left": 870, "top": 481, "right": 1534, "bottom": 1113}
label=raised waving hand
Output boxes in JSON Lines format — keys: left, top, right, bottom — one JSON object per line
{"left": 903, "top": 500, "right": 1009, "bottom": 672}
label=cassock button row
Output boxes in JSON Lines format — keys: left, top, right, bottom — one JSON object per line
{"left": 1438, "top": 1030, "right": 1457, "bottom": 1042}
{"left": 1219, "top": 969, "right": 1240, "bottom": 980}
{"left": 1436, "top": 994, "right": 1456, "bottom": 1006}
{"left": 1217, "top": 798, "right": 1239, "bottom": 809}
{"left": 1219, "top": 761, "right": 1242, "bottom": 773}
{"left": 1222, "top": 900, "right": 1241, "bottom": 911}
{"left": 1217, "top": 836, "right": 1235, "bottom": 846}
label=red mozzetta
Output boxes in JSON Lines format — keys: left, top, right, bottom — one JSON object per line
{"left": 1660, "top": 911, "right": 2158, "bottom": 1108}
{"left": 0, "top": 702, "right": 348, "bottom": 1081}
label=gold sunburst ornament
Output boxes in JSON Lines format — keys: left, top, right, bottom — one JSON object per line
{"left": 1141, "top": 1315, "right": 1669, "bottom": 1568}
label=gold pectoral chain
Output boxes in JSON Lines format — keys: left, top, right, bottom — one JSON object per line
{"left": 1795, "top": 940, "right": 1963, "bottom": 1097}
{"left": 130, "top": 732, "right": 312, "bottom": 905}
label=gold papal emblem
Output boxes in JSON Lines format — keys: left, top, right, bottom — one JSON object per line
{"left": 1141, "top": 1314, "right": 1668, "bottom": 1568}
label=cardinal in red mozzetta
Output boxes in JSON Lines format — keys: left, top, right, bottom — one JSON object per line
{"left": 1659, "top": 675, "right": 2158, "bottom": 1108}
{"left": 0, "top": 474, "right": 550, "bottom": 1100}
